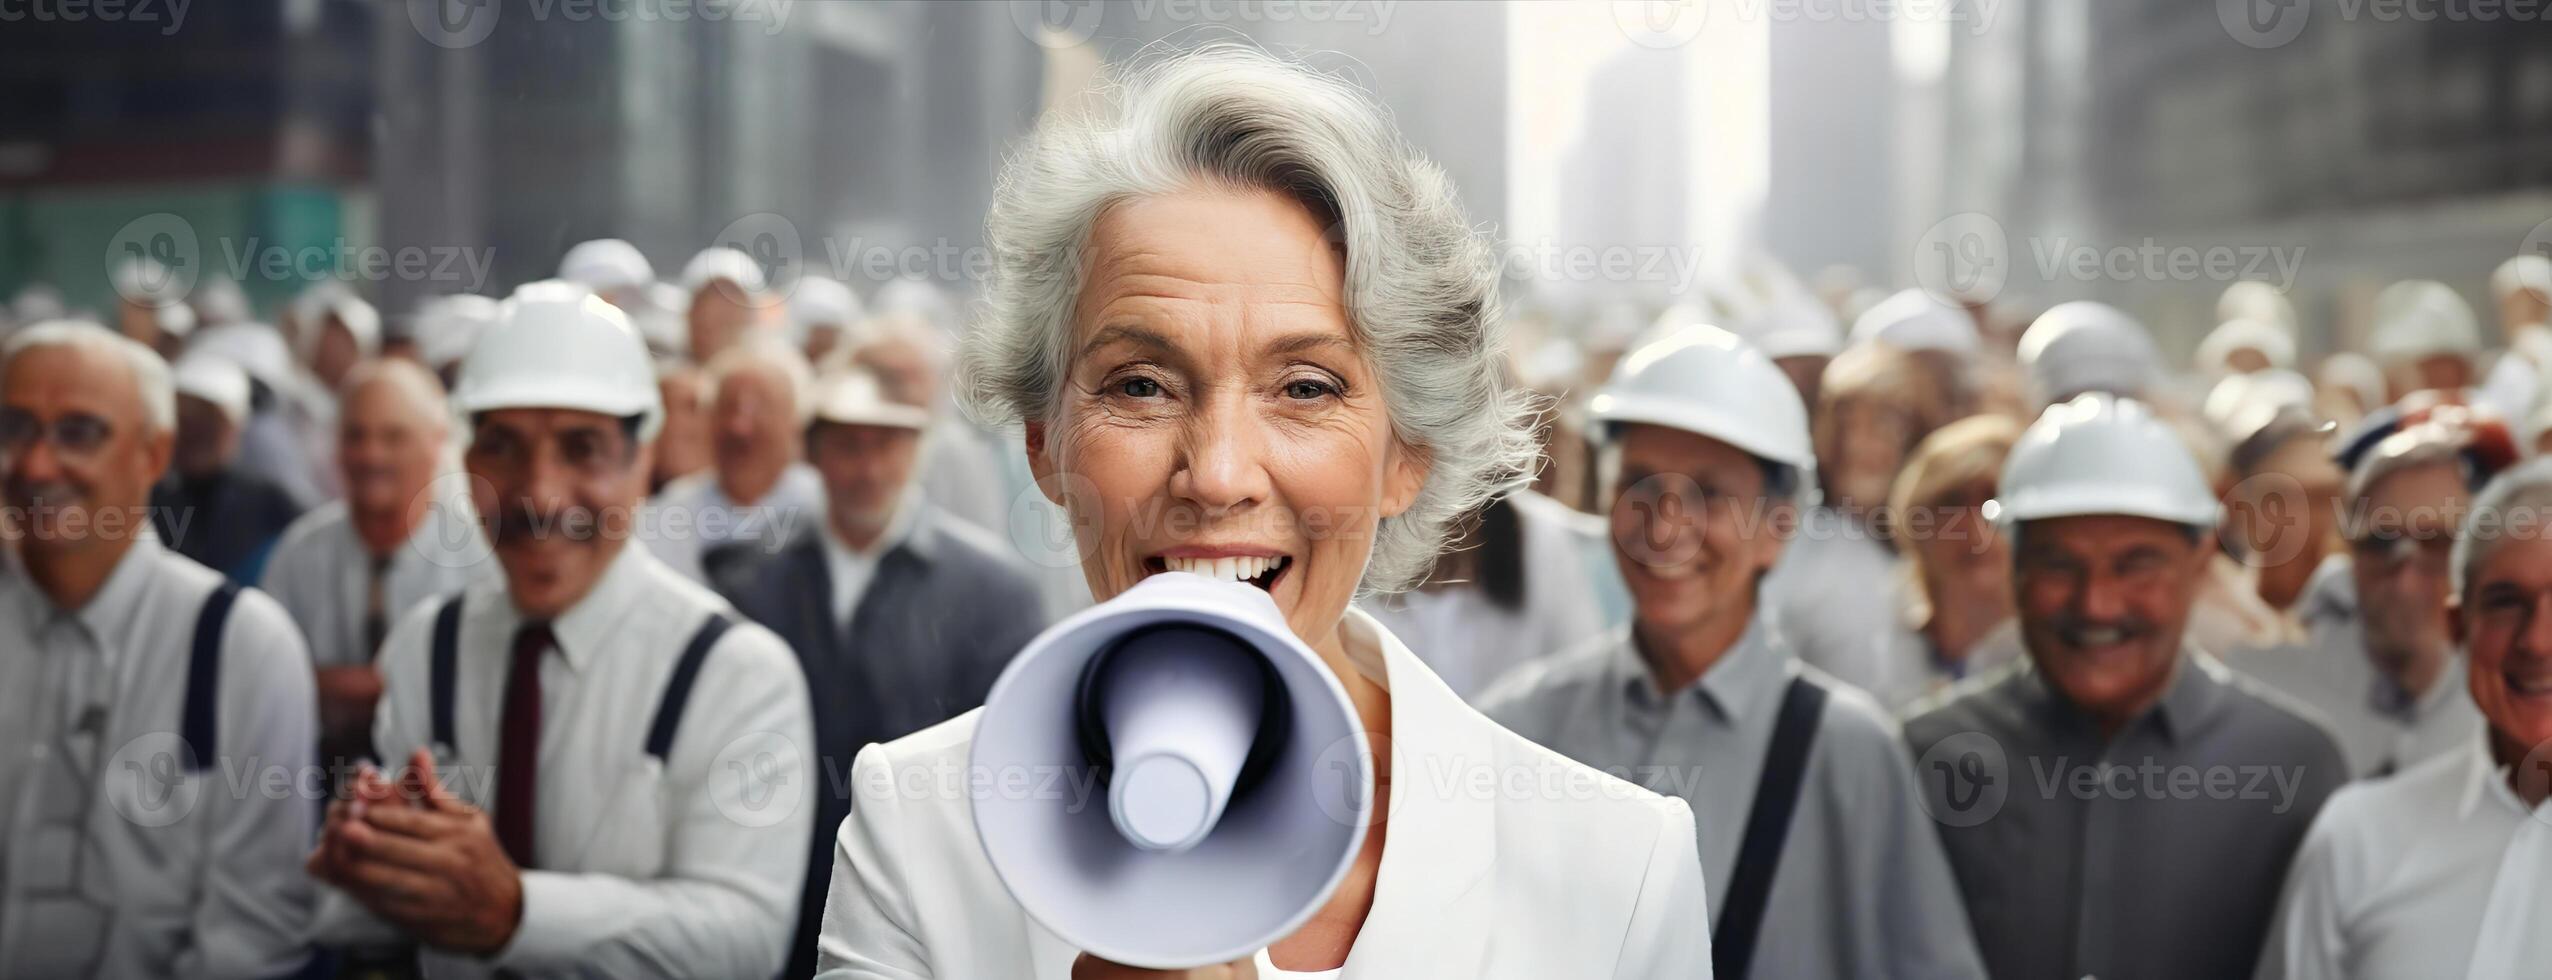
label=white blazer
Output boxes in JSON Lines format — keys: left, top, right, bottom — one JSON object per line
{"left": 815, "top": 609, "right": 1713, "bottom": 979}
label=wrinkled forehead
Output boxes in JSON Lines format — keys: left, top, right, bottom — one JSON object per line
{"left": 2017, "top": 513, "right": 2199, "bottom": 558}
{"left": 470, "top": 405, "right": 630, "bottom": 442}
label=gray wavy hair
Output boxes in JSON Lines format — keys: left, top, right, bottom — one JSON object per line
{"left": 958, "top": 43, "right": 1537, "bottom": 594}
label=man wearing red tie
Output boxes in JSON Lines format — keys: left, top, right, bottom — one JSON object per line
{"left": 305, "top": 281, "right": 815, "bottom": 979}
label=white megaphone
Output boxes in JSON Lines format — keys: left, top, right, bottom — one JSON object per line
{"left": 970, "top": 571, "right": 1376, "bottom": 969}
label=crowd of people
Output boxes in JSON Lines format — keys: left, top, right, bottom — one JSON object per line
{"left": 2, "top": 41, "right": 2548, "bottom": 980}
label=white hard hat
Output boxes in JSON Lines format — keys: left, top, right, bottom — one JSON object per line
{"left": 412, "top": 294, "right": 503, "bottom": 370}
{"left": 872, "top": 277, "right": 959, "bottom": 336}
{"left": 450, "top": 280, "right": 664, "bottom": 443}
{"left": 1589, "top": 323, "right": 1817, "bottom": 492}
{"left": 681, "top": 247, "right": 768, "bottom": 295}
{"left": 171, "top": 352, "right": 252, "bottom": 427}
{"left": 2216, "top": 281, "right": 2298, "bottom": 334}
{"left": 2202, "top": 368, "right": 2317, "bottom": 445}
{"left": 2368, "top": 280, "right": 2482, "bottom": 364}
{"left": 1992, "top": 393, "right": 2218, "bottom": 529}
{"left": 154, "top": 300, "right": 198, "bottom": 339}
{"left": 790, "top": 276, "right": 864, "bottom": 335}
{"left": 110, "top": 255, "right": 184, "bottom": 307}
{"left": 186, "top": 321, "right": 297, "bottom": 393}
{"left": 2017, "top": 301, "right": 2160, "bottom": 404}
{"left": 2493, "top": 254, "right": 2552, "bottom": 304}
{"left": 1738, "top": 298, "right": 1842, "bottom": 359}
{"left": 320, "top": 294, "right": 381, "bottom": 355}
{"left": 192, "top": 279, "right": 252, "bottom": 327}
{"left": 809, "top": 368, "right": 930, "bottom": 430}
{"left": 559, "top": 239, "right": 656, "bottom": 294}
{"left": 1850, "top": 288, "right": 1980, "bottom": 354}
{"left": 2318, "top": 351, "right": 2388, "bottom": 415}
{"left": 2194, "top": 316, "right": 2296, "bottom": 375}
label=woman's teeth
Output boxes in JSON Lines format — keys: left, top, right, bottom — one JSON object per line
{"left": 1161, "top": 555, "right": 1287, "bottom": 585}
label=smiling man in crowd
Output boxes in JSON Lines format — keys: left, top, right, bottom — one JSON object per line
{"left": 1905, "top": 394, "right": 2348, "bottom": 980}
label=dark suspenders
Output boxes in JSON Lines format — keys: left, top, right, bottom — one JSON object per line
{"left": 426, "top": 594, "right": 732, "bottom": 762}
{"left": 1711, "top": 673, "right": 1830, "bottom": 980}
{"left": 179, "top": 582, "right": 242, "bottom": 773}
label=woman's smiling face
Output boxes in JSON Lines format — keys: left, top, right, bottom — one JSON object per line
{"left": 1028, "top": 187, "right": 1428, "bottom": 654}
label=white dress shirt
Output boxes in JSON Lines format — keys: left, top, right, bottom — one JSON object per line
{"left": 259, "top": 498, "right": 492, "bottom": 667}
{"left": 819, "top": 494, "right": 920, "bottom": 632}
{"left": 644, "top": 462, "right": 825, "bottom": 583}
{"left": 2257, "top": 733, "right": 2552, "bottom": 980}
{"left": 0, "top": 535, "right": 318, "bottom": 979}
{"left": 814, "top": 609, "right": 1712, "bottom": 979}
{"left": 311, "top": 542, "right": 817, "bottom": 979}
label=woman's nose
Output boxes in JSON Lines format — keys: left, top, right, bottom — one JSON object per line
{"left": 1170, "top": 397, "right": 1271, "bottom": 514}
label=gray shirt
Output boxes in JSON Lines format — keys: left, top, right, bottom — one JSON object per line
{"left": 1766, "top": 505, "right": 1902, "bottom": 675}
{"left": 1480, "top": 620, "right": 1987, "bottom": 980}
{"left": 2221, "top": 556, "right": 2482, "bottom": 779}
{"left": 1903, "top": 650, "right": 2349, "bottom": 980}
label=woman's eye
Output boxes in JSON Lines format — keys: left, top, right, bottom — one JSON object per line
{"left": 1283, "top": 379, "right": 1337, "bottom": 400}
{"left": 1116, "top": 377, "right": 1163, "bottom": 398}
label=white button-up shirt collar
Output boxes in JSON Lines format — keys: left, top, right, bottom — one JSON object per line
{"left": 818, "top": 491, "right": 920, "bottom": 631}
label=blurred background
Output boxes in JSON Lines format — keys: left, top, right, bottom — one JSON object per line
{"left": 2, "top": 0, "right": 2548, "bottom": 361}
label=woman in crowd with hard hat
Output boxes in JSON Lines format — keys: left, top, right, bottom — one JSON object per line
{"left": 812, "top": 44, "right": 1709, "bottom": 979}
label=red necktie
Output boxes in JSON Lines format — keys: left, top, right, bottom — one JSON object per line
{"left": 495, "top": 624, "right": 550, "bottom": 868}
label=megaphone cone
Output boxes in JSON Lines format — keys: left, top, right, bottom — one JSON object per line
{"left": 971, "top": 572, "right": 1375, "bottom": 969}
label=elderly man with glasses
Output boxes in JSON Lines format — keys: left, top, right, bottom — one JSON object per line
{"left": 0, "top": 322, "right": 318, "bottom": 977}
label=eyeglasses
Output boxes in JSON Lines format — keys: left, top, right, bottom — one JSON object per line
{"left": 0, "top": 409, "right": 116, "bottom": 464}
{"left": 2346, "top": 528, "right": 2454, "bottom": 573}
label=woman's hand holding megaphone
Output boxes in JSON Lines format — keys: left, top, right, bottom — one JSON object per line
{"left": 1070, "top": 952, "right": 1259, "bottom": 978}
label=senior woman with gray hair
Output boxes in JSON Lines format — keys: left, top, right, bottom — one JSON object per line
{"left": 814, "top": 46, "right": 1709, "bottom": 980}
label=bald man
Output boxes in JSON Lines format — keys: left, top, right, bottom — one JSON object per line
{"left": 0, "top": 322, "right": 317, "bottom": 976}
{"left": 260, "top": 359, "right": 490, "bottom": 777}
{"left": 645, "top": 339, "right": 824, "bottom": 583}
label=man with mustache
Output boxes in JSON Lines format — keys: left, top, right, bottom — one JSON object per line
{"left": 1484, "top": 326, "right": 1985, "bottom": 980}
{"left": 304, "top": 282, "right": 814, "bottom": 979}
{"left": 0, "top": 322, "right": 317, "bottom": 977}
{"left": 1905, "top": 393, "right": 2348, "bottom": 980}
{"left": 2256, "top": 457, "right": 2552, "bottom": 979}
{"left": 261, "top": 359, "right": 490, "bottom": 784}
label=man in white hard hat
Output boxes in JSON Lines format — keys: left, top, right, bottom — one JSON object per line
{"left": 310, "top": 294, "right": 380, "bottom": 397}
{"left": 2227, "top": 421, "right": 2490, "bottom": 780}
{"left": 1737, "top": 297, "right": 1843, "bottom": 409}
{"left": 1850, "top": 287, "right": 1980, "bottom": 424}
{"left": 788, "top": 275, "right": 862, "bottom": 365}
{"left": 2197, "top": 316, "right": 2298, "bottom": 378}
{"left": 713, "top": 365, "right": 1049, "bottom": 980}
{"left": 2255, "top": 457, "right": 2552, "bottom": 980}
{"left": 1484, "top": 325, "right": 1986, "bottom": 980}
{"left": 644, "top": 336, "right": 824, "bottom": 584}
{"left": 1904, "top": 393, "right": 2347, "bottom": 980}
{"left": 842, "top": 311, "right": 1011, "bottom": 535}
{"left": 305, "top": 282, "right": 814, "bottom": 978}
{"left": 2016, "top": 301, "right": 2162, "bottom": 408}
{"left": 149, "top": 353, "right": 306, "bottom": 584}
{"left": 260, "top": 359, "right": 488, "bottom": 783}
{"left": 110, "top": 255, "right": 196, "bottom": 360}
{"left": 557, "top": 238, "right": 656, "bottom": 314}
{"left": 682, "top": 247, "right": 778, "bottom": 365}
{"left": 2369, "top": 279, "right": 2484, "bottom": 402}
{"left": 0, "top": 322, "right": 318, "bottom": 977}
